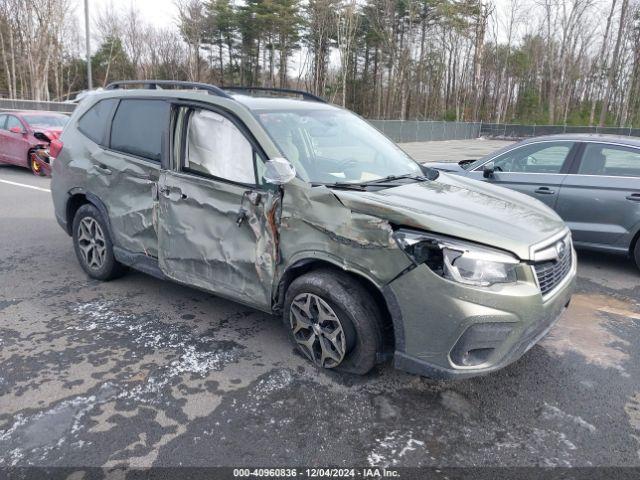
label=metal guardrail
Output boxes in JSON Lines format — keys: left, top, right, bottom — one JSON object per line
{"left": 0, "top": 98, "right": 75, "bottom": 113}
{"left": 480, "top": 123, "right": 640, "bottom": 139}
{"left": 369, "top": 120, "right": 482, "bottom": 142}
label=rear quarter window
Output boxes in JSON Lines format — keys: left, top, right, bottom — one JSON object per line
{"left": 110, "top": 99, "right": 169, "bottom": 162}
{"left": 578, "top": 143, "right": 640, "bottom": 177}
{"left": 77, "top": 98, "right": 118, "bottom": 145}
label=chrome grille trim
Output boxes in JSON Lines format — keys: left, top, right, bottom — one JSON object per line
{"left": 532, "top": 233, "right": 573, "bottom": 297}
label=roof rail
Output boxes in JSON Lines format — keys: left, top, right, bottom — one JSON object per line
{"left": 105, "top": 80, "right": 233, "bottom": 99}
{"left": 224, "top": 86, "right": 326, "bottom": 103}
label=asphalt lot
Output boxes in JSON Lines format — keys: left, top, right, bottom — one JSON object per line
{"left": 398, "top": 138, "right": 512, "bottom": 162}
{"left": 0, "top": 139, "right": 639, "bottom": 469}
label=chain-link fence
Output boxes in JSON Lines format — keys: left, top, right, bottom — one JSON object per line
{"left": 368, "top": 120, "right": 482, "bottom": 142}
{"left": 2, "top": 96, "right": 638, "bottom": 143}
{"left": 480, "top": 123, "right": 640, "bottom": 139}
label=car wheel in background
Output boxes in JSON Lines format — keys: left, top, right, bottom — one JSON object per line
{"left": 283, "top": 269, "right": 383, "bottom": 375}
{"left": 29, "top": 153, "right": 44, "bottom": 176}
{"left": 72, "top": 204, "right": 127, "bottom": 281}
{"left": 633, "top": 240, "right": 640, "bottom": 271}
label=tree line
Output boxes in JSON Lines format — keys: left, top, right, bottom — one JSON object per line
{"left": 0, "top": 0, "right": 638, "bottom": 127}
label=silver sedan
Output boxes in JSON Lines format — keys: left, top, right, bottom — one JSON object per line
{"left": 425, "top": 134, "right": 640, "bottom": 269}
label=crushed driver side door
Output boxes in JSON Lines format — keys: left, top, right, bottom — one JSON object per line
{"left": 156, "top": 105, "right": 281, "bottom": 311}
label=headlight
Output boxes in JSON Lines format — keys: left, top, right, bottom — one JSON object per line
{"left": 393, "top": 229, "right": 519, "bottom": 287}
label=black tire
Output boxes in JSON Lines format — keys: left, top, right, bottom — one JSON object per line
{"left": 634, "top": 240, "right": 640, "bottom": 271}
{"left": 72, "top": 203, "right": 127, "bottom": 281}
{"left": 283, "top": 268, "right": 384, "bottom": 375}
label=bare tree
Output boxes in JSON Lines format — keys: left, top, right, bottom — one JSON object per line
{"left": 336, "top": 0, "right": 359, "bottom": 107}
{"left": 599, "top": 0, "right": 630, "bottom": 126}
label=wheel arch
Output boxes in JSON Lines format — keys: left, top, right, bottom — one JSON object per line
{"left": 274, "top": 256, "right": 396, "bottom": 359}
{"left": 65, "top": 189, "right": 112, "bottom": 238}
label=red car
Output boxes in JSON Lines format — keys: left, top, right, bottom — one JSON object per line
{"left": 0, "top": 111, "right": 68, "bottom": 176}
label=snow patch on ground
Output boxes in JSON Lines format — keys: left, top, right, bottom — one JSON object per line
{"left": 541, "top": 403, "right": 597, "bottom": 433}
{"left": 367, "top": 431, "right": 425, "bottom": 467}
{"left": 72, "top": 299, "right": 242, "bottom": 379}
{"left": 0, "top": 384, "right": 115, "bottom": 466}
{"left": 250, "top": 369, "right": 294, "bottom": 402}
{"left": 169, "top": 344, "right": 237, "bottom": 377}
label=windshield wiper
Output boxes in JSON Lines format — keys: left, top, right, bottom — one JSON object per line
{"left": 312, "top": 171, "right": 436, "bottom": 191}
{"left": 311, "top": 182, "right": 368, "bottom": 191}
{"left": 358, "top": 173, "right": 429, "bottom": 185}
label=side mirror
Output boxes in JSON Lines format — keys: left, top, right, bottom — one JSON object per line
{"left": 483, "top": 161, "right": 495, "bottom": 179}
{"left": 9, "top": 126, "right": 25, "bottom": 135}
{"left": 263, "top": 157, "right": 296, "bottom": 185}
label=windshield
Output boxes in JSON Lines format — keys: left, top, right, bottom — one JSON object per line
{"left": 23, "top": 114, "right": 68, "bottom": 129}
{"left": 256, "top": 109, "right": 422, "bottom": 184}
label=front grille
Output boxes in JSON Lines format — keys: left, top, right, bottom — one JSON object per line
{"left": 533, "top": 238, "right": 572, "bottom": 296}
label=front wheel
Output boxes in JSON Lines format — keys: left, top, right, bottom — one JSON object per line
{"left": 283, "top": 269, "right": 384, "bottom": 375}
{"left": 29, "top": 153, "right": 44, "bottom": 176}
{"left": 72, "top": 204, "right": 127, "bottom": 281}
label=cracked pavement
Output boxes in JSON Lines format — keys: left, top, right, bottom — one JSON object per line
{"left": 1, "top": 146, "right": 639, "bottom": 469}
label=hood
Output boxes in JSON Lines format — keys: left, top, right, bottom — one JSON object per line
{"left": 332, "top": 173, "right": 566, "bottom": 260}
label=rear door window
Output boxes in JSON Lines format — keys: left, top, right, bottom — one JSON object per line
{"left": 110, "top": 99, "right": 169, "bottom": 162}
{"left": 578, "top": 143, "right": 640, "bottom": 178}
{"left": 77, "top": 98, "right": 118, "bottom": 145}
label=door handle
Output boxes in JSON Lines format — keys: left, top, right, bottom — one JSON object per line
{"left": 626, "top": 193, "right": 640, "bottom": 202}
{"left": 94, "top": 164, "right": 112, "bottom": 175}
{"left": 236, "top": 191, "right": 262, "bottom": 227}
{"left": 160, "top": 186, "right": 187, "bottom": 200}
{"left": 534, "top": 186, "right": 555, "bottom": 195}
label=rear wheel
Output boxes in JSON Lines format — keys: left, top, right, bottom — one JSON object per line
{"left": 283, "top": 269, "right": 383, "bottom": 375}
{"left": 633, "top": 240, "right": 640, "bottom": 271}
{"left": 72, "top": 204, "right": 126, "bottom": 281}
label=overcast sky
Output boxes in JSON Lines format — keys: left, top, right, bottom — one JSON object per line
{"left": 81, "top": 0, "right": 178, "bottom": 39}
{"left": 80, "top": 0, "right": 515, "bottom": 44}
{"left": 77, "top": 0, "right": 608, "bottom": 54}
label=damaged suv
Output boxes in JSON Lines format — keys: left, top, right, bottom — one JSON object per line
{"left": 51, "top": 81, "right": 575, "bottom": 378}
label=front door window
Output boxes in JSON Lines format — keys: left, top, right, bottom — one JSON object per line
{"left": 489, "top": 142, "right": 574, "bottom": 174}
{"left": 185, "top": 109, "right": 256, "bottom": 184}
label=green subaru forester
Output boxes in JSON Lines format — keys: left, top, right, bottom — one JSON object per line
{"left": 51, "top": 81, "right": 575, "bottom": 379}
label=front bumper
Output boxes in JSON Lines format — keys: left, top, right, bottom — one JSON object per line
{"left": 385, "top": 248, "right": 576, "bottom": 379}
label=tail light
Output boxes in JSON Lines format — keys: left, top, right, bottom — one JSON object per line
{"left": 48, "top": 138, "right": 63, "bottom": 159}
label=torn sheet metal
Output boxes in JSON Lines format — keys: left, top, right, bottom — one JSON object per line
{"left": 157, "top": 171, "right": 279, "bottom": 312}
{"left": 85, "top": 147, "right": 160, "bottom": 257}
{"left": 277, "top": 181, "right": 412, "bottom": 286}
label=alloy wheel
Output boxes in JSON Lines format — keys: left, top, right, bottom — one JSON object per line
{"left": 31, "top": 158, "right": 41, "bottom": 174}
{"left": 289, "top": 293, "right": 347, "bottom": 368}
{"left": 77, "top": 217, "right": 107, "bottom": 270}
